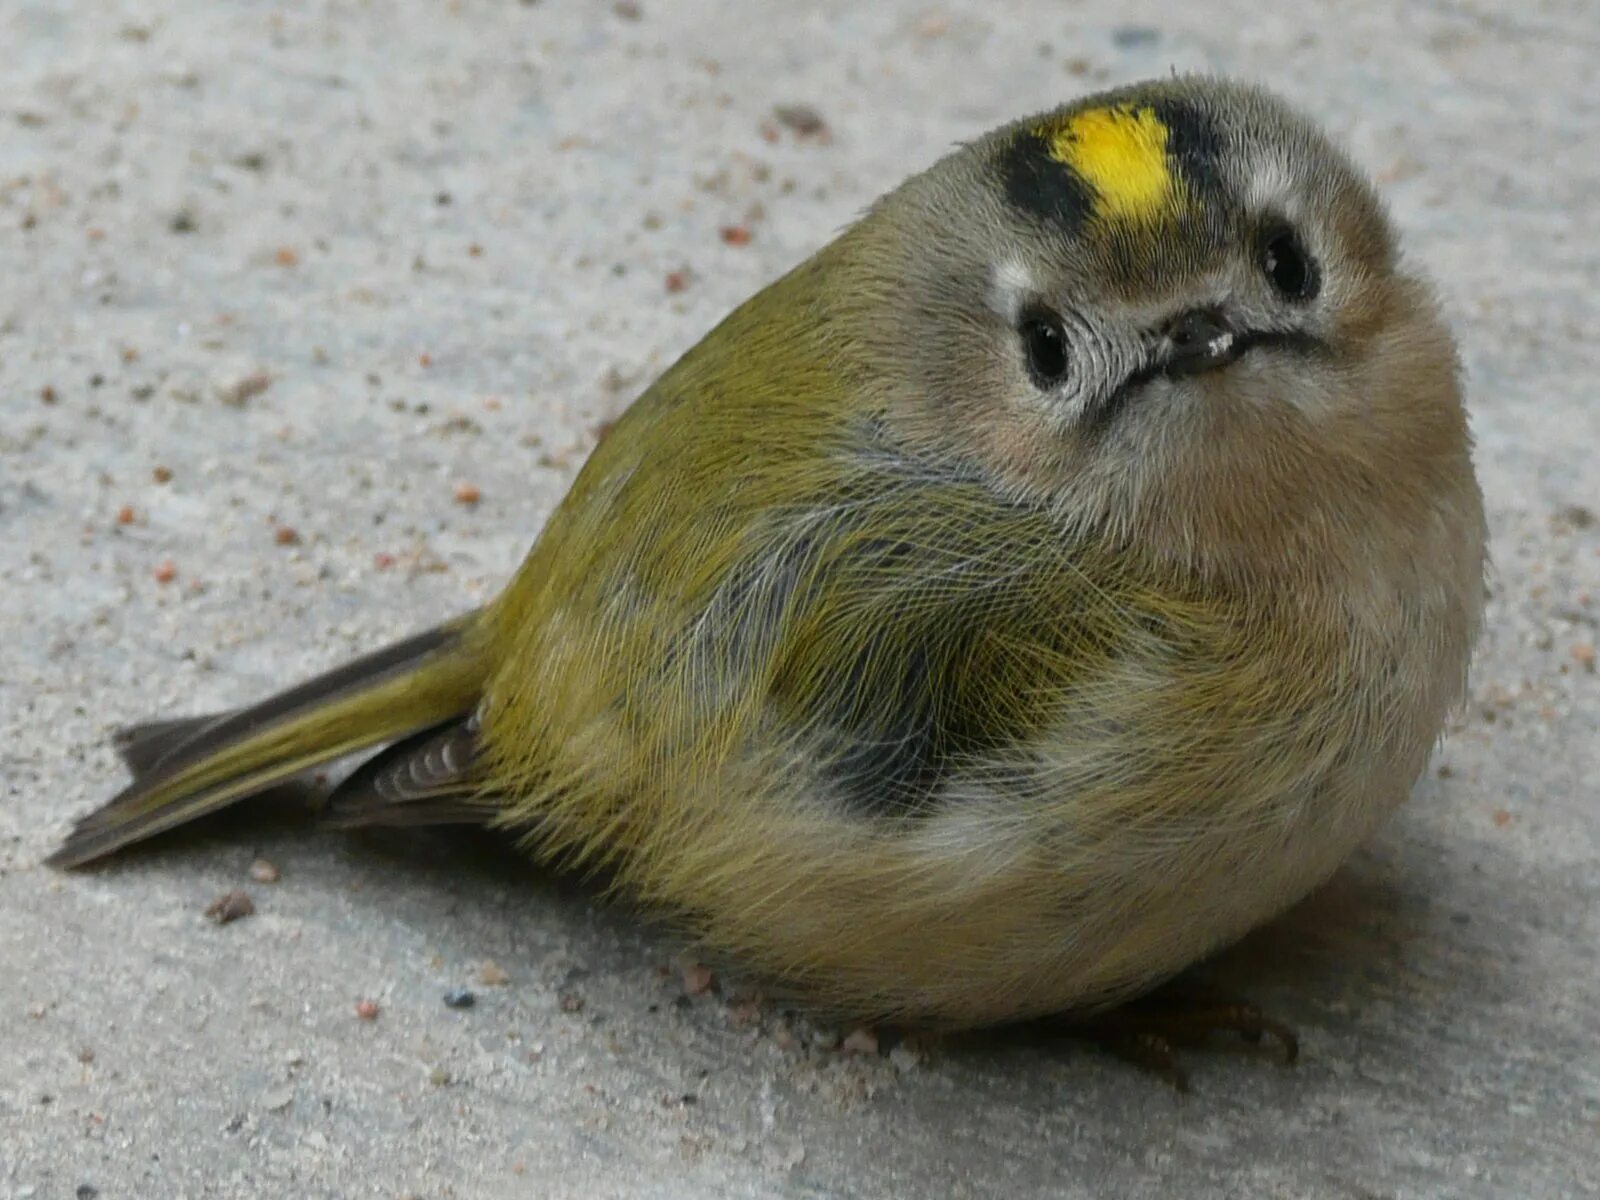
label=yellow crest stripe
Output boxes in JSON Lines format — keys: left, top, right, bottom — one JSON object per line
{"left": 1036, "top": 105, "right": 1181, "bottom": 224}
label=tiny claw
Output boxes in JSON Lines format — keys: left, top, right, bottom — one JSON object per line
{"left": 1218, "top": 1002, "right": 1299, "bottom": 1063}
{"left": 1262, "top": 1016, "right": 1299, "bottom": 1065}
{"left": 1071, "top": 983, "right": 1300, "bottom": 1089}
{"left": 1101, "top": 1030, "right": 1190, "bottom": 1093}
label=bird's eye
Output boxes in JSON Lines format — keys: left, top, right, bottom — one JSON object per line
{"left": 1020, "top": 308, "right": 1069, "bottom": 387}
{"left": 1259, "top": 224, "right": 1319, "bottom": 302}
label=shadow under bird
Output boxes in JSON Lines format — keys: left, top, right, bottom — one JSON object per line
{"left": 51, "top": 77, "right": 1486, "bottom": 1065}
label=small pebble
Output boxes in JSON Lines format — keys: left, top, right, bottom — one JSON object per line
{"left": 1110, "top": 24, "right": 1161, "bottom": 48}
{"left": 841, "top": 1028, "right": 879, "bottom": 1056}
{"left": 261, "top": 1087, "right": 294, "bottom": 1112}
{"left": 218, "top": 371, "right": 271, "bottom": 406}
{"left": 1557, "top": 503, "right": 1595, "bottom": 529}
{"left": 153, "top": 560, "right": 178, "bottom": 584}
{"left": 152, "top": 464, "right": 173, "bottom": 483}
{"left": 272, "top": 525, "right": 300, "bottom": 546}
{"left": 773, "top": 103, "right": 828, "bottom": 138}
{"left": 478, "top": 960, "right": 509, "bottom": 986}
{"left": 720, "top": 224, "right": 752, "bottom": 246}
{"left": 354, "top": 998, "right": 380, "bottom": 1020}
{"left": 453, "top": 481, "right": 481, "bottom": 506}
{"left": 248, "top": 858, "right": 280, "bottom": 883}
{"left": 679, "top": 959, "right": 714, "bottom": 996}
{"left": 443, "top": 988, "right": 477, "bottom": 1010}
{"left": 115, "top": 505, "right": 135, "bottom": 525}
{"left": 204, "top": 890, "right": 255, "bottom": 924}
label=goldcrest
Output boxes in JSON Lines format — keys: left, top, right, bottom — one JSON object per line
{"left": 52, "top": 77, "right": 1486, "bottom": 1032}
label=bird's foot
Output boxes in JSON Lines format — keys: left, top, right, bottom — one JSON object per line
{"left": 1079, "top": 981, "right": 1298, "bottom": 1093}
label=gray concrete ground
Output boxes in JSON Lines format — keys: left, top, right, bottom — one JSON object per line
{"left": 2, "top": 1, "right": 1597, "bottom": 1197}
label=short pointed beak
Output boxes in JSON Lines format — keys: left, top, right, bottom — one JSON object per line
{"left": 1162, "top": 309, "right": 1238, "bottom": 375}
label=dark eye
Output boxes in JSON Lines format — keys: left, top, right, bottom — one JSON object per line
{"left": 1259, "top": 224, "right": 1320, "bottom": 302}
{"left": 1020, "top": 308, "right": 1069, "bottom": 387}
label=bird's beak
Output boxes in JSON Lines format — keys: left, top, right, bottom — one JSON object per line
{"left": 1161, "top": 309, "right": 1239, "bottom": 376}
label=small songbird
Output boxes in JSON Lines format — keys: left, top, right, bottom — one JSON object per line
{"left": 51, "top": 77, "right": 1486, "bottom": 1039}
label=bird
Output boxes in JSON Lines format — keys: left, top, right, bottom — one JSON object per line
{"left": 50, "top": 76, "right": 1486, "bottom": 1042}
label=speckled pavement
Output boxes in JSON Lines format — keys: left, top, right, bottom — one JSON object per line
{"left": 2, "top": 2, "right": 1596, "bottom": 1197}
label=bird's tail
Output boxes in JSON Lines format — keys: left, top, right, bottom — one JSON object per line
{"left": 47, "top": 614, "right": 487, "bottom": 869}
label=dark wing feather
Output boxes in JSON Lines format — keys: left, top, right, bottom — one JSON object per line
{"left": 48, "top": 617, "right": 482, "bottom": 869}
{"left": 320, "top": 715, "right": 491, "bottom": 828}
{"left": 113, "top": 715, "right": 227, "bottom": 778}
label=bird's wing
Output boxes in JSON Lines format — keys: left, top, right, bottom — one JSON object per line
{"left": 321, "top": 714, "right": 494, "bottom": 827}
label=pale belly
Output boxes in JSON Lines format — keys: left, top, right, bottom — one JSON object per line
{"left": 641, "top": 613, "right": 1466, "bottom": 1027}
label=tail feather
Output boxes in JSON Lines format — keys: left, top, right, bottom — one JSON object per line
{"left": 113, "top": 715, "right": 225, "bottom": 778}
{"left": 48, "top": 615, "right": 486, "bottom": 869}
